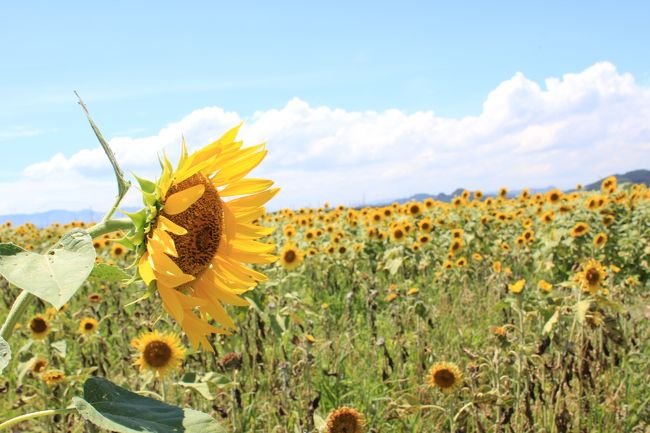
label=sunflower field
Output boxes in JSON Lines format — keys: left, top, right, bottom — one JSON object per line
{"left": 1, "top": 120, "right": 649, "bottom": 433}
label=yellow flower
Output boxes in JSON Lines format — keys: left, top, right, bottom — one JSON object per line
{"left": 593, "top": 232, "right": 608, "bottom": 248}
{"left": 79, "top": 317, "right": 99, "bottom": 335}
{"left": 384, "top": 293, "right": 398, "bottom": 302}
{"left": 133, "top": 125, "right": 278, "bottom": 350}
{"left": 538, "top": 280, "right": 553, "bottom": 292}
{"left": 41, "top": 370, "right": 66, "bottom": 386}
{"left": 279, "top": 243, "right": 304, "bottom": 270}
{"left": 407, "top": 287, "right": 419, "bottom": 296}
{"left": 578, "top": 259, "right": 606, "bottom": 295}
{"left": 31, "top": 358, "right": 48, "bottom": 374}
{"left": 325, "top": 406, "right": 366, "bottom": 433}
{"left": 508, "top": 279, "right": 525, "bottom": 294}
{"left": 492, "top": 261, "right": 502, "bottom": 273}
{"left": 28, "top": 315, "right": 50, "bottom": 340}
{"left": 570, "top": 222, "right": 589, "bottom": 237}
{"left": 131, "top": 330, "right": 186, "bottom": 377}
{"left": 427, "top": 362, "right": 463, "bottom": 393}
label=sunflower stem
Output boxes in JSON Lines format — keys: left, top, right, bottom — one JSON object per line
{"left": 0, "top": 408, "right": 76, "bottom": 430}
{"left": 75, "top": 91, "right": 131, "bottom": 222}
{"left": 86, "top": 219, "right": 134, "bottom": 239}
{"left": 0, "top": 290, "right": 34, "bottom": 342}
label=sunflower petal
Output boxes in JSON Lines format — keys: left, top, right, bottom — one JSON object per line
{"left": 164, "top": 184, "right": 205, "bottom": 215}
{"left": 219, "top": 178, "right": 274, "bottom": 197}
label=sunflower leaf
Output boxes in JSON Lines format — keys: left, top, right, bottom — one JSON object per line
{"left": 0, "top": 229, "right": 96, "bottom": 309}
{"left": 73, "top": 377, "right": 226, "bottom": 433}
{"left": 0, "top": 337, "right": 10, "bottom": 374}
{"left": 89, "top": 263, "right": 132, "bottom": 282}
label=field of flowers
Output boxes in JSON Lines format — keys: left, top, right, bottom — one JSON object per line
{"left": 1, "top": 174, "right": 648, "bottom": 432}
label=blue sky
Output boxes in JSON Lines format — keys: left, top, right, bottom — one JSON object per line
{"left": 1, "top": 1, "right": 650, "bottom": 213}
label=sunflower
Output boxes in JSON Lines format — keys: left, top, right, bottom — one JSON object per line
{"left": 508, "top": 279, "right": 525, "bottom": 294}
{"left": 390, "top": 225, "right": 406, "bottom": 242}
{"left": 570, "top": 222, "right": 589, "bottom": 237}
{"left": 538, "top": 280, "right": 553, "bottom": 292}
{"left": 545, "top": 188, "right": 563, "bottom": 204}
{"left": 110, "top": 242, "right": 126, "bottom": 258}
{"left": 79, "top": 317, "right": 99, "bottom": 335}
{"left": 325, "top": 407, "right": 366, "bottom": 433}
{"left": 427, "top": 362, "right": 463, "bottom": 393}
{"left": 131, "top": 330, "right": 186, "bottom": 377}
{"left": 593, "top": 232, "right": 608, "bottom": 248}
{"left": 279, "top": 243, "right": 304, "bottom": 270}
{"left": 41, "top": 370, "right": 66, "bottom": 385}
{"left": 578, "top": 259, "right": 606, "bottom": 295}
{"left": 31, "top": 358, "right": 48, "bottom": 374}
{"left": 28, "top": 315, "right": 50, "bottom": 340}
{"left": 131, "top": 124, "right": 278, "bottom": 350}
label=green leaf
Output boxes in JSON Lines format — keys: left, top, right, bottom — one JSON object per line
{"left": 0, "top": 229, "right": 96, "bottom": 309}
{"left": 385, "top": 258, "right": 403, "bottom": 275}
{"left": 73, "top": 377, "right": 226, "bottom": 433}
{"left": 176, "top": 381, "right": 216, "bottom": 401}
{"left": 132, "top": 173, "right": 157, "bottom": 194}
{"left": 51, "top": 340, "right": 67, "bottom": 359}
{"left": 0, "top": 337, "right": 10, "bottom": 374}
{"left": 543, "top": 308, "right": 560, "bottom": 334}
{"left": 89, "top": 263, "right": 131, "bottom": 282}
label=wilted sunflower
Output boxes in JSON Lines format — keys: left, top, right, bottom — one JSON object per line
{"left": 28, "top": 315, "right": 50, "bottom": 340}
{"left": 41, "top": 370, "right": 66, "bottom": 385}
{"left": 129, "top": 124, "right": 278, "bottom": 350}
{"left": 131, "top": 330, "right": 186, "bottom": 377}
{"left": 578, "top": 259, "right": 606, "bottom": 295}
{"left": 325, "top": 407, "right": 366, "bottom": 433}
{"left": 427, "top": 362, "right": 463, "bottom": 393}
{"left": 79, "top": 317, "right": 99, "bottom": 335}
{"left": 279, "top": 243, "right": 304, "bottom": 270}
{"left": 31, "top": 358, "right": 48, "bottom": 374}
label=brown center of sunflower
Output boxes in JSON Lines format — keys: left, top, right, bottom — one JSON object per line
{"left": 30, "top": 317, "right": 47, "bottom": 333}
{"left": 143, "top": 340, "right": 173, "bottom": 368}
{"left": 284, "top": 250, "right": 296, "bottom": 263}
{"left": 434, "top": 369, "right": 457, "bottom": 388}
{"left": 84, "top": 322, "right": 94, "bottom": 330}
{"left": 328, "top": 412, "right": 362, "bottom": 433}
{"left": 586, "top": 268, "right": 601, "bottom": 285}
{"left": 162, "top": 173, "right": 224, "bottom": 277}
{"left": 394, "top": 229, "right": 403, "bottom": 239}
{"left": 32, "top": 360, "right": 47, "bottom": 373}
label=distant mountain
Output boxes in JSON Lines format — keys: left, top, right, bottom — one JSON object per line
{"left": 0, "top": 207, "right": 140, "bottom": 228}
{"left": 370, "top": 168, "right": 649, "bottom": 206}
{"left": 583, "top": 169, "right": 650, "bottom": 191}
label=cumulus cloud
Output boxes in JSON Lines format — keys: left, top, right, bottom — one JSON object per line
{"left": 2, "top": 61, "right": 649, "bottom": 214}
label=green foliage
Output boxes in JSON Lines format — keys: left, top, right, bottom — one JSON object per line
{"left": 73, "top": 377, "right": 226, "bottom": 433}
{"left": 0, "top": 229, "right": 95, "bottom": 309}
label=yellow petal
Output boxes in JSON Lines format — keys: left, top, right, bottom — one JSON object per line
{"left": 163, "top": 184, "right": 205, "bottom": 215}
{"left": 211, "top": 147, "right": 267, "bottom": 186}
{"left": 228, "top": 188, "right": 280, "bottom": 211}
{"left": 219, "top": 178, "right": 274, "bottom": 197}
{"left": 157, "top": 216, "right": 187, "bottom": 235}
{"left": 138, "top": 253, "right": 155, "bottom": 285}
{"left": 158, "top": 285, "right": 184, "bottom": 323}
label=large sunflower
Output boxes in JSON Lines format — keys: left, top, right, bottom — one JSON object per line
{"left": 130, "top": 124, "right": 278, "bottom": 350}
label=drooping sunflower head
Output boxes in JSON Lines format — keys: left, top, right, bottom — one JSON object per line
{"left": 427, "top": 362, "right": 463, "bottom": 393}
{"left": 126, "top": 124, "right": 278, "bottom": 350}
{"left": 131, "top": 330, "right": 186, "bottom": 378}
{"left": 325, "top": 406, "right": 366, "bottom": 433}
{"left": 79, "top": 317, "right": 99, "bottom": 335}
{"left": 28, "top": 315, "right": 50, "bottom": 340}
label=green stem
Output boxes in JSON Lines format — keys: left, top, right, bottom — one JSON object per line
{"left": 0, "top": 291, "right": 34, "bottom": 341}
{"left": 75, "top": 91, "right": 131, "bottom": 222}
{"left": 0, "top": 408, "right": 76, "bottom": 430}
{"left": 87, "top": 219, "right": 134, "bottom": 239}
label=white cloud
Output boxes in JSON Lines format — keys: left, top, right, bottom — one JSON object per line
{"left": 1, "top": 61, "right": 650, "bottom": 214}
